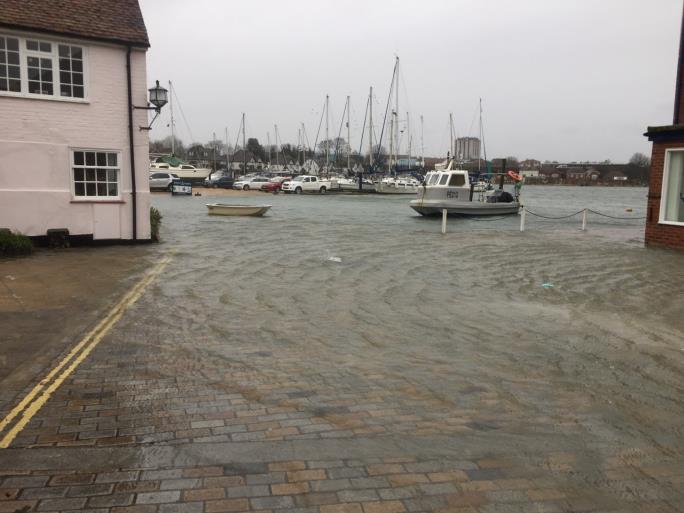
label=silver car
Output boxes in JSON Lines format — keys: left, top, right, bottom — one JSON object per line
{"left": 149, "top": 172, "right": 180, "bottom": 191}
{"left": 232, "top": 176, "right": 269, "bottom": 190}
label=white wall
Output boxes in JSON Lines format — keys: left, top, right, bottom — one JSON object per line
{"left": 0, "top": 33, "right": 150, "bottom": 240}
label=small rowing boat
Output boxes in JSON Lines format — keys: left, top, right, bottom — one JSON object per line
{"left": 206, "top": 204, "right": 271, "bottom": 216}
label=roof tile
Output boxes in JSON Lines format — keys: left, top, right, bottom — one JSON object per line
{"left": 0, "top": 0, "right": 149, "bottom": 47}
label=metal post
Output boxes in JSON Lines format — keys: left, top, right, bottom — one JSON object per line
{"left": 581, "top": 208, "right": 587, "bottom": 231}
{"left": 441, "top": 209, "right": 447, "bottom": 234}
{"left": 520, "top": 208, "right": 526, "bottom": 232}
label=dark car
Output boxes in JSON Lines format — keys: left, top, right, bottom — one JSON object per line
{"left": 212, "top": 176, "right": 235, "bottom": 189}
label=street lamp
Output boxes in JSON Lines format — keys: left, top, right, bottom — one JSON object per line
{"left": 134, "top": 80, "right": 168, "bottom": 130}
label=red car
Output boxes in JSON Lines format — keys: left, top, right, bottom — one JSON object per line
{"left": 260, "top": 176, "right": 291, "bottom": 193}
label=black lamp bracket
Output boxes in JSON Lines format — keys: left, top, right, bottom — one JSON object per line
{"left": 133, "top": 104, "right": 162, "bottom": 131}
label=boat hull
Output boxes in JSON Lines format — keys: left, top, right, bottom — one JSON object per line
{"left": 206, "top": 204, "right": 271, "bottom": 216}
{"left": 410, "top": 199, "right": 519, "bottom": 216}
{"left": 375, "top": 183, "right": 419, "bottom": 195}
{"left": 339, "top": 183, "right": 377, "bottom": 193}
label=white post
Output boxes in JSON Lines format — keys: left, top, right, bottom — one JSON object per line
{"left": 581, "top": 208, "right": 587, "bottom": 231}
{"left": 520, "top": 208, "right": 526, "bottom": 232}
{"left": 441, "top": 209, "right": 447, "bottom": 234}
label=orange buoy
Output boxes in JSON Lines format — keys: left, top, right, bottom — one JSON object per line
{"left": 507, "top": 170, "right": 523, "bottom": 182}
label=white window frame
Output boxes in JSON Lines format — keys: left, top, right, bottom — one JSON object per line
{"left": 0, "top": 32, "right": 88, "bottom": 102}
{"left": 659, "top": 148, "right": 684, "bottom": 227}
{"left": 70, "top": 148, "right": 122, "bottom": 202}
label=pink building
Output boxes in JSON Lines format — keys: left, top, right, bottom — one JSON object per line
{"left": 0, "top": 0, "right": 153, "bottom": 241}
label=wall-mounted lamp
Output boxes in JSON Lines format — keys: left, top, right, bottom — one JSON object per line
{"left": 133, "top": 80, "right": 168, "bottom": 130}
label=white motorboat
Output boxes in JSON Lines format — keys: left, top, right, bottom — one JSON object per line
{"left": 410, "top": 167, "right": 520, "bottom": 216}
{"left": 150, "top": 156, "right": 211, "bottom": 182}
{"left": 375, "top": 176, "right": 421, "bottom": 195}
{"left": 206, "top": 204, "right": 272, "bottom": 216}
{"left": 337, "top": 177, "right": 377, "bottom": 192}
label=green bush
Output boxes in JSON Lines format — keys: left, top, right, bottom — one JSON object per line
{"left": 150, "top": 207, "right": 162, "bottom": 242}
{"left": 0, "top": 230, "right": 33, "bottom": 257}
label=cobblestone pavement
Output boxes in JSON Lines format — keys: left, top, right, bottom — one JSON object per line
{"left": 1, "top": 196, "right": 684, "bottom": 512}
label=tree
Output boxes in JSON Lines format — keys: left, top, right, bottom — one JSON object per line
{"left": 150, "top": 135, "right": 185, "bottom": 157}
{"left": 629, "top": 152, "right": 650, "bottom": 168}
{"left": 246, "top": 138, "right": 266, "bottom": 162}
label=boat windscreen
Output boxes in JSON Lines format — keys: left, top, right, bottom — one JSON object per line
{"left": 448, "top": 174, "right": 466, "bottom": 186}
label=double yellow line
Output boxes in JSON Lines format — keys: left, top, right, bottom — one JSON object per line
{"left": 0, "top": 255, "right": 172, "bottom": 449}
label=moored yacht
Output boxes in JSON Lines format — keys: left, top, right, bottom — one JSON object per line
{"left": 150, "top": 155, "right": 211, "bottom": 182}
{"left": 375, "top": 175, "right": 421, "bottom": 194}
{"left": 410, "top": 166, "right": 520, "bottom": 216}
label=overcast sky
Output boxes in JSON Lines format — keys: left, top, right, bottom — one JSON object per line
{"left": 140, "top": 0, "right": 682, "bottom": 162}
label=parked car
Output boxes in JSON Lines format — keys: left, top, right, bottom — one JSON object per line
{"left": 212, "top": 176, "right": 235, "bottom": 189}
{"left": 149, "top": 172, "right": 180, "bottom": 191}
{"left": 204, "top": 170, "right": 229, "bottom": 187}
{"left": 281, "top": 175, "right": 331, "bottom": 194}
{"left": 260, "top": 176, "right": 291, "bottom": 193}
{"left": 233, "top": 176, "right": 269, "bottom": 190}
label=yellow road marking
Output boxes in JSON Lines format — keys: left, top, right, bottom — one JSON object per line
{"left": 0, "top": 255, "right": 172, "bottom": 449}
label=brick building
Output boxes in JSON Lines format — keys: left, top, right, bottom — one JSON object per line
{"left": 644, "top": 5, "right": 684, "bottom": 248}
{"left": 0, "top": 0, "right": 153, "bottom": 241}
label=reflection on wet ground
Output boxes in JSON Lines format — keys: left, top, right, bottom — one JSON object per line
{"left": 1, "top": 186, "right": 684, "bottom": 512}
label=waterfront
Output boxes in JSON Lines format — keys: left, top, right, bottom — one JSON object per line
{"left": 1, "top": 185, "right": 684, "bottom": 511}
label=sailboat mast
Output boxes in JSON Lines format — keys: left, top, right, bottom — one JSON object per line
{"left": 225, "top": 127, "right": 230, "bottom": 171}
{"left": 406, "top": 111, "right": 410, "bottom": 171}
{"left": 301, "top": 122, "right": 306, "bottom": 169}
{"left": 479, "top": 98, "right": 488, "bottom": 173}
{"left": 275, "top": 124, "right": 280, "bottom": 169}
{"left": 389, "top": 112, "right": 394, "bottom": 173}
{"left": 212, "top": 131, "right": 216, "bottom": 171}
{"left": 420, "top": 115, "right": 424, "bottom": 169}
{"left": 395, "top": 57, "right": 399, "bottom": 171}
{"left": 242, "top": 112, "right": 246, "bottom": 174}
{"left": 368, "top": 87, "right": 373, "bottom": 169}
{"left": 325, "top": 95, "right": 329, "bottom": 175}
{"left": 169, "top": 80, "right": 175, "bottom": 155}
{"left": 449, "top": 112, "right": 454, "bottom": 161}
{"left": 267, "top": 132, "right": 271, "bottom": 170}
{"left": 346, "top": 96, "right": 351, "bottom": 172}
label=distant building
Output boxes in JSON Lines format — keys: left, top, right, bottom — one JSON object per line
{"left": 520, "top": 159, "right": 542, "bottom": 171}
{"left": 0, "top": 0, "right": 152, "bottom": 240}
{"left": 455, "top": 137, "right": 481, "bottom": 161}
{"left": 644, "top": 5, "right": 684, "bottom": 248}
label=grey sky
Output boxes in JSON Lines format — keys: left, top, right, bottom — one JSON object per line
{"left": 140, "top": 0, "right": 682, "bottom": 163}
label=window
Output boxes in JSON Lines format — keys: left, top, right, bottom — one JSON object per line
{"left": 58, "top": 44, "right": 84, "bottom": 98}
{"left": 661, "top": 150, "right": 684, "bottom": 224}
{"left": 72, "top": 150, "right": 119, "bottom": 199}
{"left": 0, "top": 36, "right": 21, "bottom": 92}
{"left": 439, "top": 174, "right": 449, "bottom": 185}
{"left": 0, "top": 34, "right": 86, "bottom": 99}
{"left": 26, "top": 39, "right": 53, "bottom": 95}
{"left": 448, "top": 173, "right": 466, "bottom": 186}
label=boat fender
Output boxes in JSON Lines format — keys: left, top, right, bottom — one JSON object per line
{"left": 507, "top": 170, "right": 523, "bottom": 182}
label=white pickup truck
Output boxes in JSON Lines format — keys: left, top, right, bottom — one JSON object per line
{"left": 281, "top": 175, "right": 332, "bottom": 194}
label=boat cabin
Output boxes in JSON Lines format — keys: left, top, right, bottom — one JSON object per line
{"left": 420, "top": 170, "right": 473, "bottom": 201}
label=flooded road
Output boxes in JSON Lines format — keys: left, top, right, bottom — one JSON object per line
{"left": 1, "top": 185, "right": 683, "bottom": 512}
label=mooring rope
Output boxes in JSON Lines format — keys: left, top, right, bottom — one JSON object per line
{"left": 523, "top": 208, "right": 585, "bottom": 220}
{"left": 523, "top": 207, "right": 645, "bottom": 221}
{"left": 586, "top": 209, "right": 647, "bottom": 220}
